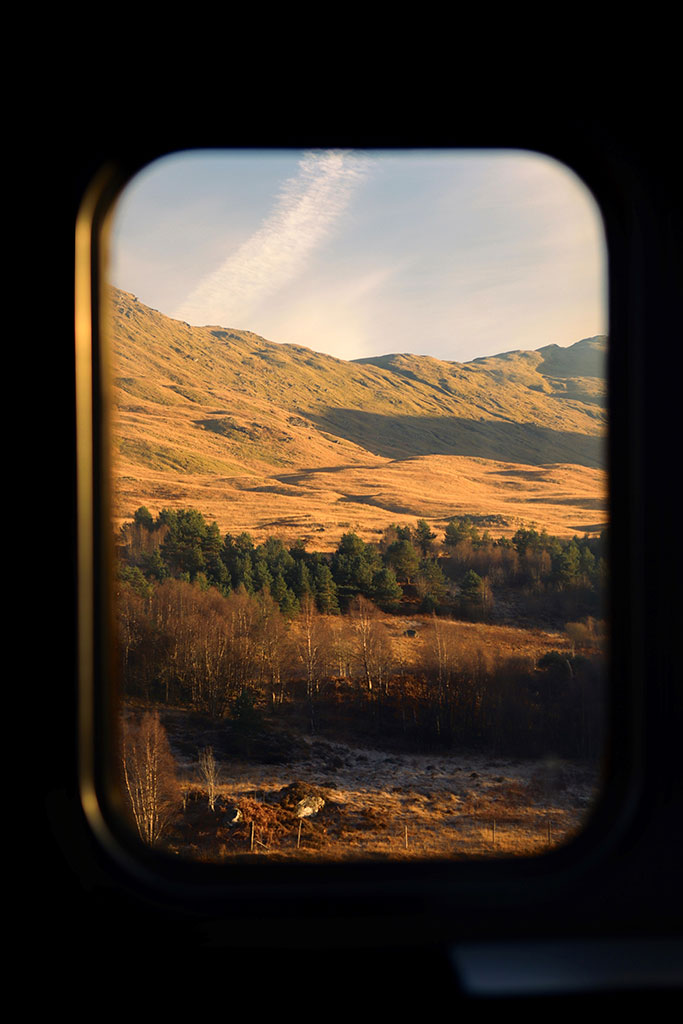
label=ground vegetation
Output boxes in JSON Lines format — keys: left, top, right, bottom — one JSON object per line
{"left": 114, "top": 507, "right": 606, "bottom": 862}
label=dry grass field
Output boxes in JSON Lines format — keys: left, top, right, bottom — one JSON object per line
{"left": 113, "top": 452, "right": 607, "bottom": 550}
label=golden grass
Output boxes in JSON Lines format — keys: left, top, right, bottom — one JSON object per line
{"left": 108, "top": 288, "right": 608, "bottom": 544}
{"left": 112, "top": 452, "right": 606, "bottom": 547}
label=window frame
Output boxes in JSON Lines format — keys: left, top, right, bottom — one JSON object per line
{"left": 74, "top": 141, "right": 644, "bottom": 928}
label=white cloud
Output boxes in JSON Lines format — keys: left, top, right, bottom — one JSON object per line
{"left": 242, "top": 259, "right": 413, "bottom": 361}
{"left": 173, "top": 150, "right": 372, "bottom": 326}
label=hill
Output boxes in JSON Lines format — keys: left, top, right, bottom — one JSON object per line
{"left": 108, "top": 288, "right": 607, "bottom": 546}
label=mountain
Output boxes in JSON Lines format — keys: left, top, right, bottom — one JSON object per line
{"left": 108, "top": 288, "right": 608, "bottom": 545}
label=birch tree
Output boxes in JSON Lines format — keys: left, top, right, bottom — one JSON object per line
{"left": 297, "top": 593, "right": 327, "bottom": 698}
{"left": 349, "top": 595, "right": 392, "bottom": 694}
{"left": 198, "top": 745, "right": 220, "bottom": 811}
{"left": 121, "top": 712, "right": 178, "bottom": 846}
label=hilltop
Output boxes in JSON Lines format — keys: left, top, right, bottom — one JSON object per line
{"left": 109, "top": 288, "right": 607, "bottom": 546}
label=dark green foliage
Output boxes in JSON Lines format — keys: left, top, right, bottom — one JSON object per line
{"left": 221, "top": 533, "right": 255, "bottom": 593}
{"left": 159, "top": 508, "right": 209, "bottom": 580}
{"left": 253, "top": 556, "right": 273, "bottom": 593}
{"left": 416, "top": 557, "right": 447, "bottom": 609}
{"left": 116, "top": 508, "right": 604, "bottom": 627}
{"left": 551, "top": 539, "right": 581, "bottom": 588}
{"left": 385, "top": 538, "right": 420, "bottom": 583}
{"left": 461, "top": 568, "right": 483, "bottom": 602}
{"left": 313, "top": 562, "right": 339, "bottom": 614}
{"left": 270, "top": 571, "right": 299, "bottom": 617}
{"left": 133, "top": 506, "right": 155, "bottom": 530}
{"left": 138, "top": 549, "right": 168, "bottom": 582}
{"left": 334, "top": 531, "right": 368, "bottom": 561}
{"left": 289, "top": 538, "right": 309, "bottom": 561}
{"left": 202, "top": 521, "right": 230, "bottom": 592}
{"left": 511, "top": 526, "right": 542, "bottom": 554}
{"left": 292, "top": 559, "right": 313, "bottom": 600}
{"left": 370, "top": 566, "right": 403, "bottom": 609}
{"left": 117, "top": 563, "right": 153, "bottom": 598}
{"left": 331, "top": 531, "right": 383, "bottom": 606}
{"left": 414, "top": 518, "right": 436, "bottom": 556}
{"left": 444, "top": 517, "right": 479, "bottom": 547}
{"left": 257, "top": 536, "right": 296, "bottom": 580}
{"left": 579, "top": 544, "right": 596, "bottom": 580}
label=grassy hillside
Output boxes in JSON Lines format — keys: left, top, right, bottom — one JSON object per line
{"left": 107, "top": 287, "right": 608, "bottom": 544}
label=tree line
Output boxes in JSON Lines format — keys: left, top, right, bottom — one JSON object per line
{"left": 117, "top": 577, "right": 604, "bottom": 760}
{"left": 115, "top": 508, "right": 607, "bottom": 850}
{"left": 117, "top": 506, "right": 606, "bottom": 623}
{"left": 115, "top": 511, "right": 606, "bottom": 762}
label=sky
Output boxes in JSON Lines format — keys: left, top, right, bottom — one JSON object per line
{"left": 109, "top": 148, "right": 607, "bottom": 364}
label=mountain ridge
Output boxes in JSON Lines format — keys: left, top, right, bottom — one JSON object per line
{"left": 108, "top": 287, "right": 607, "bottom": 545}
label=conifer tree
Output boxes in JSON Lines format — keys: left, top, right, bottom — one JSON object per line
{"left": 371, "top": 567, "right": 403, "bottom": 608}
{"left": 385, "top": 538, "right": 420, "bottom": 584}
{"left": 293, "top": 559, "right": 314, "bottom": 601}
{"left": 314, "top": 562, "right": 339, "bottom": 614}
{"left": 414, "top": 519, "right": 436, "bottom": 556}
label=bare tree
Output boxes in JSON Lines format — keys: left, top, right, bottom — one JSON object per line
{"left": 121, "top": 712, "right": 178, "bottom": 846}
{"left": 224, "top": 589, "right": 260, "bottom": 696}
{"left": 150, "top": 578, "right": 202, "bottom": 704}
{"left": 331, "top": 614, "right": 354, "bottom": 679}
{"left": 186, "top": 590, "right": 230, "bottom": 717}
{"left": 254, "top": 591, "right": 289, "bottom": 704}
{"left": 429, "top": 611, "right": 448, "bottom": 696}
{"left": 197, "top": 745, "right": 220, "bottom": 811}
{"left": 349, "top": 595, "right": 393, "bottom": 694}
{"left": 296, "top": 593, "right": 331, "bottom": 698}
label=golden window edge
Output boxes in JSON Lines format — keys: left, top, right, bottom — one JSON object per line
{"left": 75, "top": 165, "right": 155, "bottom": 878}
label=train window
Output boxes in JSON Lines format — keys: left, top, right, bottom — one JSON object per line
{"left": 77, "top": 148, "right": 610, "bottom": 868}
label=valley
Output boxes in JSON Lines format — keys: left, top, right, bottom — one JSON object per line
{"left": 110, "top": 286, "right": 608, "bottom": 864}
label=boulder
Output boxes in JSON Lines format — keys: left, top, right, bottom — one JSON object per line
{"left": 295, "top": 795, "right": 325, "bottom": 819}
{"left": 278, "top": 781, "right": 326, "bottom": 818}
{"left": 221, "top": 804, "right": 243, "bottom": 826}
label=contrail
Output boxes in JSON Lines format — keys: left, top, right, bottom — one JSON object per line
{"left": 174, "top": 150, "right": 372, "bottom": 327}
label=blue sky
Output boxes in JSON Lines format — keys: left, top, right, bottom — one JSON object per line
{"left": 109, "top": 148, "right": 607, "bottom": 363}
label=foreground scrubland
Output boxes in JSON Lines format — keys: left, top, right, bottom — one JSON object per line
{"left": 115, "top": 507, "right": 606, "bottom": 862}
{"left": 121, "top": 703, "right": 600, "bottom": 863}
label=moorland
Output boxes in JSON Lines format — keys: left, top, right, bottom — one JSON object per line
{"left": 110, "top": 289, "right": 608, "bottom": 862}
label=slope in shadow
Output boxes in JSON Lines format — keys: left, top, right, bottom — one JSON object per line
{"left": 307, "top": 410, "right": 606, "bottom": 469}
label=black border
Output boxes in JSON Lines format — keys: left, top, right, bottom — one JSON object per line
{"left": 46, "top": 110, "right": 681, "bottom": 998}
